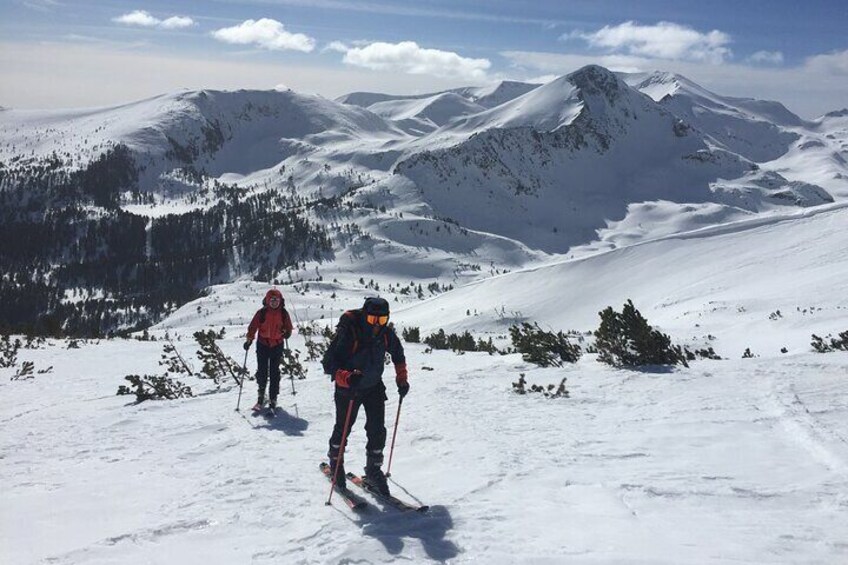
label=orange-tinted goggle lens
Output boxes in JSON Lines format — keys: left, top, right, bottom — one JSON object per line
{"left": 366, "top": 314, "right": 389, "bottom": 326}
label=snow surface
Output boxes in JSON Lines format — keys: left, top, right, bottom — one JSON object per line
{"left": 3, "top": 336, "right": 847, "bottom": 564}
{"left": 4, "top": 187, "right": 848, "bottom": 563}
{"left": 3, "top": 65, "right": 848, "bottom": 563}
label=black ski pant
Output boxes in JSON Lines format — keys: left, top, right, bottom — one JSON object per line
{"left": 255, "top": 341, "right": 284, "bottom": 401}
{"left": 328, "top": 382, "right": 387, "bottom": 468}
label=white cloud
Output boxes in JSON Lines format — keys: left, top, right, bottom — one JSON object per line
{"left": 0, "top": 41, "right": 487, "bottom": 111}
{"left": 805, "top": 49, "right": 848, "bottom": 76}
{"left": 339, "top": 41, "right": 490, "bottom": 79}
{"left": 211, "top": 19, "right": 315, "bottom": 52}
{"left": 113, "top": 10, "right": 159, "bottom": 27}
{"left": 113, "top": 10, "right": 194, "bottom": 29}
{"left": 323, "top": 41, "right": 349, "bottom": 53}
{"left": 566, "top": 21, "right": 732, "bottom": 64}
{"left": 747, "top": 50, "right": 784, "bottom": 65}
{"left": 160, "top": 16, "right": 195, "bottom": 30}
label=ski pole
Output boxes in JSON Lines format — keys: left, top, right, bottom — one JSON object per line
{"left": 287, "top": 339, "right": 297, "bottom": 396}
{"left": 326, "top": 395, "right": 356, "bottom": 506}
{"left": 235, "top": 348, "right": 248, "bottom": 412}
{"left": 385, "top": 396, "right": 404, "bottom": 478}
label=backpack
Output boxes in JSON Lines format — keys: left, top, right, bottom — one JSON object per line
{"left": 258, "top": 306, "right": 289, "bottom": 325}
{"left": 321, "top": 310, "right": 392, "bottom": 378}
{"left": 322, "top": 311, "right": 360, "bottom": 377}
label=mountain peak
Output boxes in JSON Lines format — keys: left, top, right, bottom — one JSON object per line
{"left": 568, "top": 65, "right": 621, "bottom": 88}
{"left": 824, "top": 108, "right": 848, "bottom": 118}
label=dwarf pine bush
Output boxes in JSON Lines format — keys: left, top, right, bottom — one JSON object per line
{"left": 508, "top": 322, "right": 581, "bottom": 367}
{"left": 593, "top": 300, "right": 687, "bottom": 368}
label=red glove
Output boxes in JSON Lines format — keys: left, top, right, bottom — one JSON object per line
{"left": 335, "top": 369, "right": 363, "bottom": 388}
{"left": 395, "top": 364, "right": 409, "bottom": 398}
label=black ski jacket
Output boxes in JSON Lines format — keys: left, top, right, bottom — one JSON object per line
{"left": 327, "top": 309, "right": 406, "bottom": 390}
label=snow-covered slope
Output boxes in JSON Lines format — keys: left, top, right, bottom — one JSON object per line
{"left": 336, "top": 80, "right": 538, "bottom": 111}
{"left": 4, "top": 336, "right": 846, "bottom": 564}
{"left": 624, "top": 71, "right": 802, "bottom": 162}
{"left": 2, "top": 65, "right": 846, "bottom": 336}
{"left": 395, "top": 202, "right": 848, "bottom": 357}
{"left": 368, "top": 92, "right": 486, "bottom": 128}
{"left": 0, "top": 89, "right": 404, "bottom": 191}
{"left": 3, "top": 196, "right": 847, "bottom": 563}
{"left": 622, "top": 71, "right": 848, "bottom": 201}
{"left": 394, "top": 66, "right": 761, "bottom": 252}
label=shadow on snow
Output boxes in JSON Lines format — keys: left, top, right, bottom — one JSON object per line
{"left": 356, "top": 503, "right": 459, "bottom": 562}
{"left": 247, "top": 407, "right": 309, "bottom": 436}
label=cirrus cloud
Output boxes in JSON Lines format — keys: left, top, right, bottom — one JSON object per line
{"left": 747, "top": 50, "right": 784, "bottom": 65}
{"left": 565, "top": 21, "right": 732, "bottom": 64}
{"left": 211, "top": 19, "right": 315, "bottom": 52}
{"left": 112, "top": 10, "right": 195, "bottom": 30}
{"left": 334, "top": 40, "right": 490, "bottom": 79}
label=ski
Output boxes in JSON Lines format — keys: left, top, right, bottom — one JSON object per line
{"left": 319, "top": 463, "right": 368, "bottom": 511}
{"left": 264, "top": 406, "right": 277, "bottom": 418}
{"left": 346, "top": 472, "right": 429, "bottom": 513}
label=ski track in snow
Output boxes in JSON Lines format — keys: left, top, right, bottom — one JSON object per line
{"left": 2, "top": 337, "right": 847, "bottom": 564}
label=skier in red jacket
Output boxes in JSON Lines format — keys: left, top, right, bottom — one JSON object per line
{"left": 244, "top": 289, "right": 293, "bottom": 411}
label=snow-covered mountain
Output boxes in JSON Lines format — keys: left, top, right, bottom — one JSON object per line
{"left": 1, "top": 64, "right": 846, "bottom": 334}
{"left": 3, "top": 65, "right": 848, "bottom": 564}
{"left": 3, "top": 194, "right": 847, "bottom": 564}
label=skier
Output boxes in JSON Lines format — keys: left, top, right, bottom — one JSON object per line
{"left": 244, "top": 289, "right": 293, "bottom": 412}
{"left": 325, "top": 297, "right": 409, "bottom": 494}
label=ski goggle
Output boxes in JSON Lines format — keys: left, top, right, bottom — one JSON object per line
{"left": 366, "top": 314, "right": 389, "bottom": 326}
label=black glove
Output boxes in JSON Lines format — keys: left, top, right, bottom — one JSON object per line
{"left": 397, "top": 381, "right": 410, "bottom": 398}
{"left": 348, "top": 369, "right": 364, "bottom": 389}
{"left": 243, "top": 340, "right": 252, "bottom": 351}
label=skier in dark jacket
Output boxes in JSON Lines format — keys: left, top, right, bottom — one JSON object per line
{"left": 244, "top": 288, "right": 294, "bottom": 411}
{"left": 326, "top": 297, "right": 408, "bottom": 494}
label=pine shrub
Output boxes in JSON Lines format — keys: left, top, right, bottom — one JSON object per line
{"left": 160, "top": 339, "right": 195, "bottom": 377}
{"left": 117, "top": 374, "right": 193, "bottom": 403}
{"left": 423, "top": 329, "right": 497, "bottom": 353}
{"left": 279, "top": 347, "right": 307, "bottom": 381}
{"left": 0, "top": 335, "right": 21, "bottom": 368}
{"left": 193, "top": 329, "right": 249, "bottom": 386}
{"left": 11, "top": 361, "right": 35, "bottom": 381}
{"left": 811, "top": 330, "right": 848, "bottom": 353}
{"left": 402, "top": 326, "right": 421, "bottom": 343}
{"left": 684, "top": 346, "right": 722, "bottom": 361}
{"left": 593, "top": 300, "right": 687, "bottom": 367}
{"left": 512, "top": 373, "right": 569, "bottom": 398}
{"left": 509, "top": 322, "right": 581, "bottom": 367}
{"left": 299, "top": 322, "right": 332, "bottom": 362}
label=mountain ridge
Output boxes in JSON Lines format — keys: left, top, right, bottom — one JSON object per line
{"left": 0, "top": 64, "right": 845, "bottom": 334}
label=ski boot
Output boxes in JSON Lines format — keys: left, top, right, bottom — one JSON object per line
{"left": 329, "top": 457, "right": 346, "bottom": 490}
{"left": 251, "top": 394, "right": 265, "bottom": 412}
{"left": 266, "top": 397, "right": 278, "bottom": 417}
{"left": 364, "top": 454, "right": 390, "bottom": 496}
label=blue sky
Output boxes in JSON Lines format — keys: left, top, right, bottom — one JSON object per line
{"left": 1, "top": 0, "right": 846, "bottom": 116}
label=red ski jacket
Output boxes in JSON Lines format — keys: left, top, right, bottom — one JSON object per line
{"left": 246, "top": 289, "right": 293, "bottom": 347}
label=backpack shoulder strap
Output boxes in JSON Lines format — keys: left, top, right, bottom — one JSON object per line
{"left": 342, "top": 310, "right": 360, "bottom": 354}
